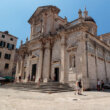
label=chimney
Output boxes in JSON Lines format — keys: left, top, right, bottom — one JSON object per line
{"left": 4, "top": 31, "right": 9, "bottom": 34}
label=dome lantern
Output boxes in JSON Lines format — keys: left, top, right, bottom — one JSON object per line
{"left": 83, "top": 8, "right": 96, "bottom": 24}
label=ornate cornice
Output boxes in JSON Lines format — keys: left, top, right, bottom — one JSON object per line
{"left": 65, "top": 23, "right": 88, "bottom": 34}
{"left": 86, "top": 31, "right": 110, "bottom": 51}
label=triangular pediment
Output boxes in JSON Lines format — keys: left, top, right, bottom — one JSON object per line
{"left": 28, "top": 5, "right": 60, "bottom": 24}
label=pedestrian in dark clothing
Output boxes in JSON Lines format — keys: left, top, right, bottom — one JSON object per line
{"left": 19, "top": 76, "right": 21, "bottom": 82}
{"left": 101, "top": 80, "right": 104, "bottom": 91}
{"left": 77, "top": 79, "right": 83, "bottom": 95}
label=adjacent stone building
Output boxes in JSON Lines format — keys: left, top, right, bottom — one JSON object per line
{"left": 16, "top": 5, "right": 110, "bottom": 89}
{"left": 0, "top": 31, "right": 17, "bottom": 77}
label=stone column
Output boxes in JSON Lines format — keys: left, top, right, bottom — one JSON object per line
{"left": 103, "top": 49, "right": 108, "bottom": 82}
{"left": 20, "top": 57, "right": 24, "bottom": 80}
{"left": 60, "top": 34, "right": 66, "bottom": 83}
{"left": 42, "top": 42, "right": 51, "bottom": 83}
{"left": 24, "top": 55, "right": 31, "bottom": 82}
{"left": 94, "top": 43, "right": 98, "bottom": 80}
{"left": 15, "top": 61, "right": 20, "bottom": 82}
{"left": 35, "top": 48, "right": 43, "bottom": 83}
{"left": 81, "top": 33, "right": 90, "bottom": 89}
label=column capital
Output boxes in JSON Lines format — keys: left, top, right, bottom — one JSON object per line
{"left": 61, "top": 36, "right": 66, "bottom": 46}
{"left": 44, "top": 41, "right": 51, "bottom": 49}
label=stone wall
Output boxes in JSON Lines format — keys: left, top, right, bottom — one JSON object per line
{"left": 66, "top": 32, "right": 87, "bottom": 85}
{"left": 97, "top": 58, "right": 106, "bottom": 82}
{"left": 88, "top": 55, "right": 97, "bottom": 89}
{"left": 51, "top": 38, "right": 61, "bottom": 80}
{"left": 52, "top": 39, "right": 61, "bottom": 61}
{"left": 106, "top": 62, "right": 110, "bottom": 82}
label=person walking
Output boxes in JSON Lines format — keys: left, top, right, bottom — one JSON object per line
{"left": 101, "top": 80, "right": 104, "bottom": 91}
{"left": 74, "top": 80, "right": 78, "bottom": 95}
{"left": 77, "top": 79, "right": 83, "bottom": 95}
{"left": 97, "top": 79, "right": 101, "bottom": 91}
{"left": 19, "top": 76, "right": 21, "bottom": 82}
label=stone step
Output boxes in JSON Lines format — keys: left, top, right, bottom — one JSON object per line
{"left": 3, "top": 83, "right": 71, "bottom": 88}
{"left": 1, "top": 82, "right": 74, "bottom": 93}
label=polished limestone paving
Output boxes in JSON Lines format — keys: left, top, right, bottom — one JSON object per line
{"left": 0, "top": 84, "right": 110, "bottom": 110}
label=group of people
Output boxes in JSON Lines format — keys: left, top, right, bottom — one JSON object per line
{"left": 97, "top": 79, "right": 104, "bottom": 91}
{"left": 74, "top": 79, "right": 105, "bottom": 95}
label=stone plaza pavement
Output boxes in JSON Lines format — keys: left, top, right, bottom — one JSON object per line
{"left": 0, "top": 87, "right": 110, "bottom": 110}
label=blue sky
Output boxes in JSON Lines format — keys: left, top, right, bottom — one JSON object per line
{"left": 0, "top": 0, "right": 110, "bottom": 48}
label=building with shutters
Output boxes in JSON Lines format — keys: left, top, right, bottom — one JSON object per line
{"left": 15, "top": 5, "right": 110, "bottom": 89}
{"left": 0, "top": 31, "right": 17, "bottom": 77}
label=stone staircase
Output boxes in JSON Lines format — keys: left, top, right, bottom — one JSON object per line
{"left": 1, "top": 82, "right": 74, "bottom": 93}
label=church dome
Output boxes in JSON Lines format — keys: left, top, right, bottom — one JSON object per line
{"left": 84, "top": 16, "right": 96, "bottom": 23}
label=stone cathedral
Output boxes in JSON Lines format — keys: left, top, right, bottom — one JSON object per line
{"left": 16, "top": 5, "right": 110, "bottom": 89}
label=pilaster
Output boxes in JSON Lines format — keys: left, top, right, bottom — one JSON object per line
{"left": 24, "top": 54, "right": 31, "bottom": 82}
{"left": 42, "top": 41, "right": 51, "bottom": 83}
{"left": 94, "top": 43, "right": 98, "bottom": 80}
{"left": 20, "top": 57, "right": 24, "bottom": 80}
{"left": 103, "top": 49, "right": 108, "bottom": 82}
{"left": 80, "top": 33, "right": 90, "bottom": 89}
{"left": 15, "top": 61, "right": 20, "bottom": 82}
{"left": 60, "top": 33, "right": 66, "bottom": 83}
{"left": 35, "top": 47, "right": 43, "bottom": 83}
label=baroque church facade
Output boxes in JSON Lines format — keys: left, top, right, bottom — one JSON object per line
{"left": 16, "top": 6, "right": 110, "bottom": 89}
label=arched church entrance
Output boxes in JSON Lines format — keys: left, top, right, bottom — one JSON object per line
{"left": 31, "top": 64, "right": 37, "bottom": 81}
{"left": 54, "top": 67, "right": 59, "bottom": 82}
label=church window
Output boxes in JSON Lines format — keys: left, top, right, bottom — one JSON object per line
{"left": 69, "top": 55, "right": 72, "bottom": 68}
{"left": 106, "top": 52, "right": 110, "bottom": 61}
{"left": 36, "top": 24, "right": 41, "bottom": 33}
{"left": 69, "top": 55, "right": 76, "bottom": 68}
{"left": 87, "top": 42, "right": 95, "bottom": 54}
{"left": 97, "top": 47, "right": 103, "bottom": 58}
